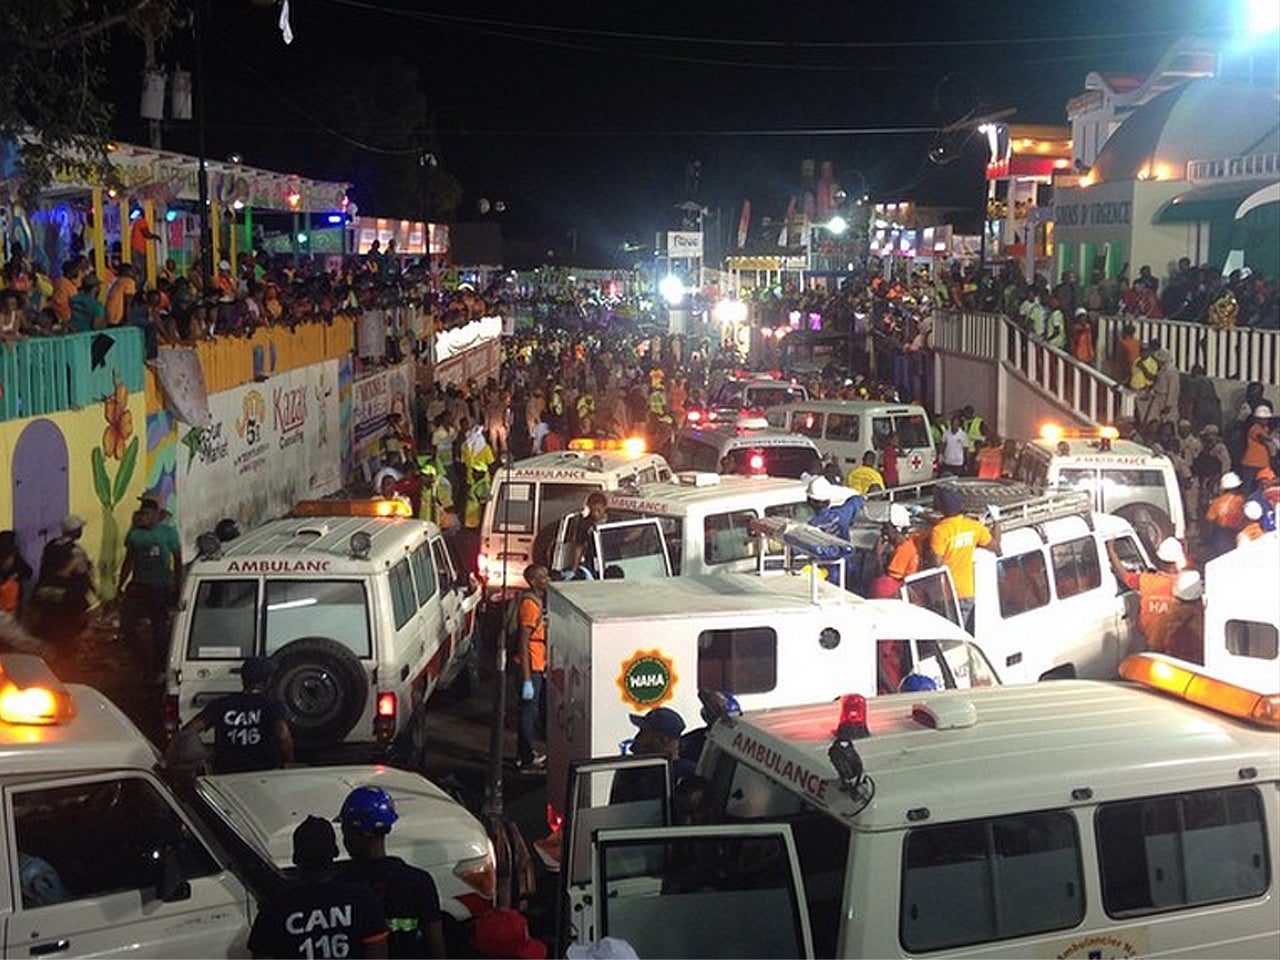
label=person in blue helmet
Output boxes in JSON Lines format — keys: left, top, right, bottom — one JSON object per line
{"left": 898, "top": 673, "right": 938, "bottom": 693}
{"left": 336, "top": 786, "right": 446, "bottom": 959}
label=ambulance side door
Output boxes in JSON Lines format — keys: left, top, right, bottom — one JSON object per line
{"left": 560, "top": 756, "right": 673, "bottom": 948}
{"left": 587, "top": 823, "right": 815, "bottom": 960}
{"left": 1104, "top": 530, "right": 1149, "bottom": 657}
{"left": 3, "top": 772, "right": 251, "bottom": 959}
{"left": 592, "top": 518, "right": 672, "bottom": 579}
{"left": 901, "top": 567, "right": 963, "bottom": 627}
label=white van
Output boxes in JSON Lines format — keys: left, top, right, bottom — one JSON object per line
{"left": 560, "top": 657, "right": 1280, "bottom": 958}
{"left": 1012, "top": 426, "right": 1186, "bottom": 551}
{"left": 703, "top": 375, "right": 809, "bottom": 419}
{"left": 1202, "top": 530, "right": 1279, "bottom": 688}
{"left": 670, "top": 419, "right": 823, "bottom": 479}
{"left": 544, "top": 573, "right": 1000, "bottom": 824}
{"left": 554, "top": 473, "right": 846, "bottom": 580}
{"left": 166, "top": 503, "right": 480, "bottom": 754}
{"left": 767, "top": 399, "right": 937, "bottom": 484}
{"left": 479, "top": 443, "right": 672, "bottom": 598}
{"left": 839, "top": 488, "right": 1151, "bottom": 683}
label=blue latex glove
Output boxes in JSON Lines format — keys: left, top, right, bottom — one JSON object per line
{"left": 521, "top": 680, "right": 535, "bottom": 701}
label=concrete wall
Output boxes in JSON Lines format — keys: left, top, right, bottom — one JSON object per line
{"left": 932, "top": 353, "right": 998, "bottom": 422}
{"left": 934, "top": 350, "right": 1093, "bottom": 440}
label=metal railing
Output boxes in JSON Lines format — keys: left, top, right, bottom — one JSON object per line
{"left": 934, "top": 311, "right": 1135, "bottom": 426}
{"left": 1186, "top": 152, "right": 1280, "bottom": 183}
{"left": 0, "top": 327, "right": 145, "bottom": 422}
{"left": 1095, "top": 315, "right": 1279, "bottom": 385}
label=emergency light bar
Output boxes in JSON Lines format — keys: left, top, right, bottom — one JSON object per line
{"left": 1120, "top": 653, "right": 1280, "bottom": 728}
{"left": 1039, "top": 423, "right": 1120, "bottom": 443}
{"left": 0, "top": 655, "right": 76, "bottom": 726}
{"left": 567, "top": 437, "right": 647, "bottom": 455}
{"left": 292, "top": 499, "right": 412, "bottom": 519}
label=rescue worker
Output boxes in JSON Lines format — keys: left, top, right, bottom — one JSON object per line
{"left": 169, "top": 655, "right": 294, "bottom": 774}
{"left": 1106, "top": 536, "right": 1185, "bottom": 647}
{"left": 513, "top": 564, "right": 550, "bottom": 772}
{"left": 416, "top": 462, "right": 455, "bottom": 531}
{"left": 460, "top": 462, "right": 490, "bottom": 577}
{"left": 805, "top": 476, "right": 865, "bottom": 540}
{"left": 929, "top": 486, "right": 1001, "bottom": 633}
{"left": 1146, "top": 570, "right": 1205, "bottom": 663}
{"left": 1204, "top": 471, "right": 1247, "bottom": 560}
{"left": 974, "top": 434, "right": 1004, "bottom": 479}
{"left": 568, "top": 491, "right": 610, "bottom": 576}
{"left": 248, "top": 816, "right": 388, "bottom": 959}
{"left": 336, "top": 786, "right": 446, "bottom": 959}
{"left": 1239, "top": 403, "right": 1274, "bottom": 493}
{"left": 880, "top": 503, "right": 928, "bottom": 585}
{"left": 1237, "top": 500, "right": 1266, "bottom": 546}
{"left": 846, "top": 450, "right": 886, "bottom": 494}
{"left": 1044, "top": 299, "right": 1066, "bottom": 350}
{"left": 549, "top": 384, "right": 565, "bottom": 420}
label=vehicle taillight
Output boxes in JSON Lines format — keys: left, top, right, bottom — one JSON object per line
{"left": 686, "top": 409, "right": 702, "bottom": 423}
{"left": 374, "top": 692, "right": 397, "bottom": 742}
{"left": 377, "top": 692, "right": 396, "bottom": 718}
{"left": 546, "top": 801, "right": 563, "bottom": 833}
{"left": 748, "top": 452, "right": 766, "bottom": 474}
{"left": 477, "top": 553, "right": 489, "bottom": 578}
{"left": 835, "top": 693, "right": 869, "bottom": 738}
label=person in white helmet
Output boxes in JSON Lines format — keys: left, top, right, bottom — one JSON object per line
{"left": 803, "top": 475, "right": 864, "bottom": 589}
{"left": 1237, "top": 499, "right": 1266, "bottom": 546}
{"left": 1107, "top": 534, "right": 1185, "bottom": 645}
{"left": 1204, "top": 471, "right": 1246, "bottom": 560}
{"left": 1147, "top": 570, "right": 1205, "bottom": 663}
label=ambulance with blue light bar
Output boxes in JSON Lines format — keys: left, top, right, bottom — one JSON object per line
{"left": 559, "top": 654, "right": 1280, "bottom": 958}
{"left": 0, "top": 654, "right": 495, "bottom": 957}
{"left": 166, "top": 500, "right": 480, "bottom": 758}
{"left": 479, "top": 440, "right": 672, "bottom": 598}
{"left": 1013, "top": 423, "right": 1185, "bottom": 553}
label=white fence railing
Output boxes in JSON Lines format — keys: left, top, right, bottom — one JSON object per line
{"left": 1186, "top": 152, "right": 1280, "bottom": 184}
{"left": 1095, "top": 315, "right": 1279, "bottom": 385}
{"left": 935, "top": 311, "right": 1136, "bottom": 426}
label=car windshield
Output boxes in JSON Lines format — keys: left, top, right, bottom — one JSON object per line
{"left": 723, "top": 445, "right": 821, "bottom": 479}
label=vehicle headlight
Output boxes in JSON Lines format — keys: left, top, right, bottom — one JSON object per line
{"left": 453, "top": 849, "right": 496, "bottom": 899}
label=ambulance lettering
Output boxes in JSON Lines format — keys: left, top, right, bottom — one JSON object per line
{"left": 226, "top": 559, "right": 334, "bottom": 573}
{"left": 608, "top": 499, "right": 673, "bottom": 515}
{"left": 729, "top": 730, "right": 830, "bottom": 804}
{"left": 512, "top": 468, "right": 589, "bottom": 481}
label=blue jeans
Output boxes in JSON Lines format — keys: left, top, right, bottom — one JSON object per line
{"left": 517, "top": 671, "right": 545, "bottom": 764}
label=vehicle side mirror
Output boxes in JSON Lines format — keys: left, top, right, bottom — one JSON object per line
{"left": 154, "top": 845, "right": 192, "bottom": 903}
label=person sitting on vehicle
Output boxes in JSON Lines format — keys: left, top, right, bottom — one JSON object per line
{"left": 879, "top": 504, "right": 930, "bottom": 588}
{"left": 846, "top": 451, "right": 885, "bottom": 494}
{"left": 169, "top": 655, "right": 294, "bottom": 774}
{"left": 1107, "top": 536, "right": 1184, "bottom": 647}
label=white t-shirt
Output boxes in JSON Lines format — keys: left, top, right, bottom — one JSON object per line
{"left": 940, "top": 429, "right": 968, "bottom": 467}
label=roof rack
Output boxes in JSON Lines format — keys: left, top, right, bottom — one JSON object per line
{"left": 992, "top": 489, "right": 1093, "bottom": 535}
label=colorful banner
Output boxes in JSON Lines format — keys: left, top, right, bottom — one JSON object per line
{"left": 169, "top": 361, "right": 342, "bottom": 553}
{"left": 350, "top": 362, "right": 415, "bottom": 484}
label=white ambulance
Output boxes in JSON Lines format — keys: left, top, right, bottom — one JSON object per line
{"left": 767, "top": 399, "right": 938, "bottom": 484}
{"left": 560, "top": 656, "right": 1280, "bottom": 958}
{"left": 1012, "top": 424, "right": 1186, "bottom": 551}
{"left": 543, "top": 573, "right": 1000, "bottom": 827}
{"left": 552, "top": 472, "right": 847, "bottom": 580}
{"left": 670, "top": 418, "right": 824, "bottom": 479}
{"left": 479, "top": 441, "right": 672, "bottom": 598}
{"left": 1202, "top": 529, "right": 1279, "bottom": 689}
{"left": 166, "top": 501, "right": 480, "bottom": 755}
{"left": 0, "top": 654, "right": 494, "bottom": 958}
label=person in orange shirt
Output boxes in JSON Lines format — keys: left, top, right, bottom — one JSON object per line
{"left": 104, "top": 263, "right": 137, "bottom": 326}
{"left": 514, "top": 564, "right": 549, "bottom": 772}
{"left": 1115, "top": 322, "right": 1141, "bottom": 381}
{"left": 1239, "top": 404, "right": 1273, "bottom": 492}
{"left": 1204, "top": 471, "right": 1247, "bottom": 560}
{"left": 1146, "top": 570, "right": 1204, "bottom": 662}
{"left": 929, "top": 486, "right": 1000, "bottom": 633}
{"left": 975, "top": 435, "right": 1004, "bottom": 479}
{"left": 1237, "top": 500, "right": 1266, "bottom": 546}
{"left": 49, "top": 259, "right": 83, "bottom": 326}
{"left": 880, "top": 503, "right": 928, "bottom": 582}
{"left": 1107, "top": 536, "right": 1184, "bottom": 645}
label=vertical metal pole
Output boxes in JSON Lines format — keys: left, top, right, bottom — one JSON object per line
{"left": 194, "top": 0, "right": 213, "bottom": 291}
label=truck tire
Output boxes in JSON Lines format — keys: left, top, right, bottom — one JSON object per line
{"left": 935, "top": 479, "right": 1036, "bottom": 514}
{"left": 1113, "top": 503, "right": 1174, "bottom": 556}
{"left": 269, "top": 637, "right": 368, "bottom": 747}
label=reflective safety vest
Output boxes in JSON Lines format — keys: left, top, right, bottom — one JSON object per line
{"left": 965, "top": 415, "right": 984, "bottom": 444}
{"left": 464, "top": 473, "right": 490, "bottom": 529}
{"left": 648, "top": 387, "right": 667, "bottom": 415}
{"left": 576, "top": 394, "right": 596, "bottom": 417}
{"left": 419, "top": 476, "right": 454, "bottom": 527}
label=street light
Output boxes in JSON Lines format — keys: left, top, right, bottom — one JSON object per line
{"left": 659, "top": 274, "right": 685, "bottom": 306}
{"left": 827, "top": 215, "right": 849, "bottom": 236}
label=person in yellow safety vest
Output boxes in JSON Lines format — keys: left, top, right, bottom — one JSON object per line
{"left": 648, "top": 384, "right": 667, "bottom": 416}
{"left": 460, "top": 422, "right": 494, "bottom": 476}
{"left": 463, "top": 462, "right": 490, "bottom": 530}
{"left": 576, "top": 393, "right": 596, "bottom": 423}
{"left": 417, "top": 463, "right": 455, "bottom": 530}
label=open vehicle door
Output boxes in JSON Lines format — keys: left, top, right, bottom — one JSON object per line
{"left": 551, "top": 511, "right": 583, "bottom": 573}
{"left": 901, "top": 566, "right": 962, "bottom": 626}
{"left": 586, "top": 823, "right": 815, "bottom": 959}
{"left": 591, "top": 518, "right": 673, "bottom": 579}
{"left": 1103, "top": 529, "right": 1150, "bottom": 665}
{"left": 559, "top": 755, "right": 672, "bottom": 950}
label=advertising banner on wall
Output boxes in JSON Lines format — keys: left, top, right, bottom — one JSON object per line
{"left": 172, "top": 360, "right": 342, "bottom": 551}
{"left": 350, "top": 361, "right": 416, "bottom": 484}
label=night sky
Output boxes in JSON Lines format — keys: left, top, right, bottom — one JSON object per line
{"left": 103, "top": 0, "right": 1229, "bottom": 264}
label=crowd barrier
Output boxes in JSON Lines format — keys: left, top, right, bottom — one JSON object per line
{"left": 0, "top": 327, "right": 146, "bottom": 422}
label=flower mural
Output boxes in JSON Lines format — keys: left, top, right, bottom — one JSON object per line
{"left": 91, "top": 374, "right": 140, "bottom": 599}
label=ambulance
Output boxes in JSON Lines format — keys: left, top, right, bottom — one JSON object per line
{"left": 1202, "top": 529, "right": 1279, "bottom": 689}
{"left": 543, "top": 573, "right": 1000, "bottom": 827}
{"left": 478, "top": 440, "right": 672, "bottom": 598}
{"left": 166, "top": 500, "right": 480, "bottom": 756}
{"left": 550, "top": 472, "right": 851, "bottom": 580}
{"left": 701, "top": 374, "right": 809, "bottom": 420}
{"left": 670, "top": 417, "right": 824, "bottom": 479}
{"left": 1012, "top": 424, "right": 1185, "bottom": 552}
{"left": 766, "top": 399, "right": 937, "bottom": 484}
{"left": 559, "top": 656, "right": 1280, "bottom": 958}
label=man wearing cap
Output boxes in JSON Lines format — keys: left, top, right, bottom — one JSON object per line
{"left": 610, "top": 706, "right": 690, "bottom": 805}
{"left": 1204, "top": 472, "right": 1247, "bottom": 560}
{"left": 1107, "top": 536, "right": 1185, "bottom": 646}
{"left": 39, "top": 515, "right": 94, "bottom": 600}
{"left": 171, "top": 655, "right": 293, "bottom": 774}
{"left": 119, "top": 493, "right": 183, "bottom": 676}
{"left": 929, "top": 486, "right": 1000, "bottom": 633}
{"left": 248, "top": 816, "right": 389, "bottom": 959}
{"left": 336, "top": 786, "right": 445, "bottom": 958}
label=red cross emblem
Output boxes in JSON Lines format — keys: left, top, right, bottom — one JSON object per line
{"left": 910, "top": 453, "right": 923, "bottom": 470}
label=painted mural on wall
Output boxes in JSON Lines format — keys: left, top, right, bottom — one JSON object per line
{"left": 157, "top": 360, "right": 343, "bottom": 553}
{"left": 1, "top": 379, "right": 147, "bottom": 602}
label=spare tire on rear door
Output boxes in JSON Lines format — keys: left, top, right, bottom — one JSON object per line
{"left": 1112, "top": 502, "right": 1174, "bottom": 557}
{"left": 269, "top": 637, "right": 368, "bottom": 747}
{"left": 935, "top": 478, "right": 1037, "bottom": 514}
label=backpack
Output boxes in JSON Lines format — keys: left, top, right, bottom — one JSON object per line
{"left": 501, "top": 590, "right": 543, "bottom": 644}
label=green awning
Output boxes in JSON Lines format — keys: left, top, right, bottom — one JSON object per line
{"left": 1154, "top": 179, "right": 1274, "bottom": 223}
